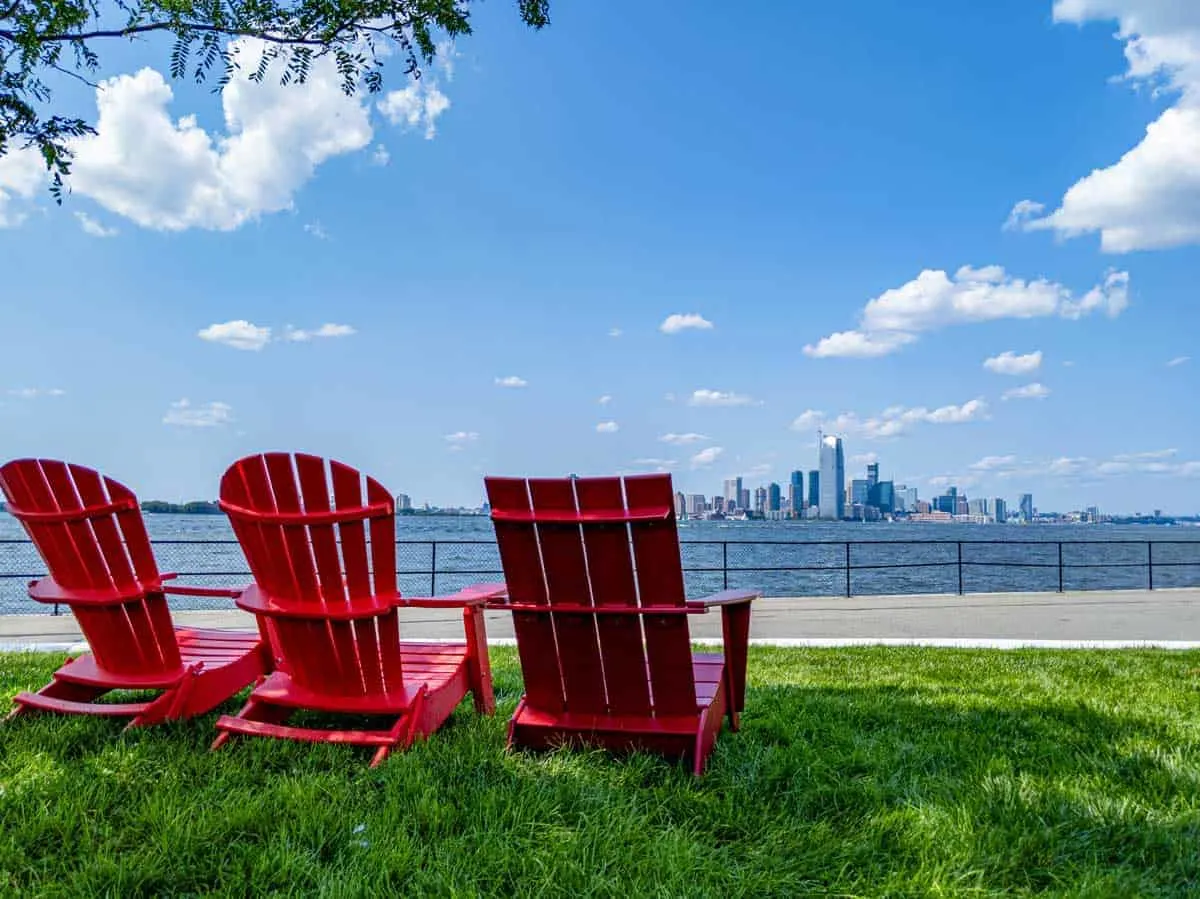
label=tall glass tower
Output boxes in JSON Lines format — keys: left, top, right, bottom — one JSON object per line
{"left": 818, "top": 435, "right": 845, "bottom": 520}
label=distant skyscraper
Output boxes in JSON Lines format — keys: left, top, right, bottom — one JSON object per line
{"left": 789, "top": 470, "right": 804, "bottom": 515}
{"left": 851, "top": 479, "right": 869, "bottom": 507}
{"left": 713, "top": 495, "right": 725, "bottom": 514}
{"left": 993, "top": 498, "right": 1007, "bottom": 523}
{"left": 818, "top": 435, "right": 845, "bottom": 520}
{"left": 739, "top": 488, "right": 751, "bottom": 511}
{"left": 866, "top": 462, "right": 879, "bottom": 488}
{"left": 674, "top": 491, "right": 687, "bottom": 518}
{"left": 396, "top": 493, "right": 412, "bottom": 511}
{"left": 723, "top": 479, "right": 739, "bottom": 509}
{"left": 808, "top": 471, "right": 820, "bottom": 509}
{"left": 768, "top": 482, "right": 782, "bottom": 512}
{"left": 754, "top": 486, "right": 767, "bottom": 514}
{"left": 1020, "top": 494, "right": 1034, "bottom": 522}
{"left": 877, "top": 481, "right": 895, "bottom": 513}
{"left": 687, "top": 494, "right": 706, "bottom": 516}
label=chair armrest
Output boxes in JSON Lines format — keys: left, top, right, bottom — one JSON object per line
{"left": 685, "top": 588, "right": 760, "bottom": 609}
{"left": 162, "top": 583, "right": 244, "bottom": 599}
{"left": 401, "top": 582, "right": 508, "bottom": 609}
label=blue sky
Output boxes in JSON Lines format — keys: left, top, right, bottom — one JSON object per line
{"left": 1, "top": 0, "right": 1199, "bottom": 512}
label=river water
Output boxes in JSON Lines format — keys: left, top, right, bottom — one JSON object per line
{"left": 2, "top": 513, "right": 1199, "bottom": 613}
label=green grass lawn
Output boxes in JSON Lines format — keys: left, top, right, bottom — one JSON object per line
{"left": 2, "top": 647, "right": 1199, "bottom": 897}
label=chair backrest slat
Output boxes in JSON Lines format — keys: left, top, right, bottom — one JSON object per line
{"left": 625, "top": 475, "right": 696, "bottom": 715}
{"left": 484, "top": 477, "right": 565, "bottom": 714}
{"left": 220, "top": 453, "right": 401, "bottom": 697}
{"left": 0, "top": 459, "right": 181, "bottom": 675}
{"left": 575, "top": 477, "right": 652, "bottom": 716}
{"left": 528, "top": 478, "right": 607, "bottom": 715}
{"left": 486, "top": 473, "right": 697, "bottom": 718}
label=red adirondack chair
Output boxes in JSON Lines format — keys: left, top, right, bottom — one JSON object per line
{"left": 212, "top": 452, "right": 502, "bottom": 766}
{"left": 0, "top": 459, "right": 271, "bottom": 726}
{"left": 485, "top": 473, "right": 759, "bottom": 775}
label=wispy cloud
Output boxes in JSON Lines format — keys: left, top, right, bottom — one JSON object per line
{"left": 608, "top": 327, "right": 623, "bottom": 338}
{"left": 303, "top": 221, "right": 329, "bottom": 240}
{"left": 1167, "top": 356, "right": 1190, "bottom": 367}
{"left": 660, "top": 432, "right": 710, "bottom": 445}
{"left": 790, "top": 398, "right": 989, "bottom": 440}
{"left": 6, "top": 387, "right": 65, "bottom": 398}
{"left": 200, "top": 320, "right": 355, "bottom": 349}
{"left": 371, "top": 144, "right": 390, "bottom": 166}
{"left": 1002, "top": 383, "right": 1051, "bottom": 401}
{"left": 660, "top": 313, "right": 714, "bottom": 334}
{"left": 690, "top": 446, "right": 724, "bottom": 468}
{"left": 596, "top": 421, "right": 619, "bottom": 433}
{"left": 74, "top": 211, "right": 118, "bottom": 238}
{"left": 495, "top": 376, "right": 528, "bottom": 388}
{"left": 163, "top": 399, "right": 232, "bottom": 427}
{"left": 688, "top": 389, "right": 758, "bottom": 407}
{"left": 598, "top": 395, "right": 612, "bottom": 405}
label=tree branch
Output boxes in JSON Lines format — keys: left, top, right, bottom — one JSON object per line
{"left": 49, "top": 60, "right": 98, "bottom": 88}
{"left": 0, "top": 21, "right": 334, "bottom": 47}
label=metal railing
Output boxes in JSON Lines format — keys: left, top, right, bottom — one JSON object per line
{"left": 2, "top": 537, "right": 1199, "bottom": 614}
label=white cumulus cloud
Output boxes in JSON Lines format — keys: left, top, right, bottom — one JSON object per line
{"left": 790, "top": 398, "right": 989, "bottom": 440}
{"left": 805, "top": 266, "right": 1128, "bottom": 358}
{"left": 68, "top": 46, "right": 373, "bottom": 231}
{"left": 1002, "top": 383, "right": 1052, "bottom": 401}
{"left": 690, "top": 446, "right": 724, "bottom": 468}
{"left": 198, "top": 320, "right": 272, "bottom": 351}
{"left": 596, "top": 421, "right": 619, "bottom": 433}
{"left": 378, "top": 79, "right": 450, "bottom": 140}
{"left": 0, "top": 147, "right": 44, "bottom": 228}
{"left": 1011, "top": 2, "right": 1200, "bottom": 251}
{"left": 163, "top": 399, "right": 232, "bottom": 427}
{"left": 688, "top": 389, "right": 758, "bottom": 407}
{"left": 660, "top": 313, "right": 714, "bottom": 334}
{"left": 984, "top": 350, "right": 1043, "bottom": 375}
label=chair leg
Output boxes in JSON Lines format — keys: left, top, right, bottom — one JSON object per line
{"left": 210, "top": 698, "right": 291, "bottom": 752}
{"left": 720, "top": 603, "right": 752, "bottom": 730}
{"left": 463, "top": 606, "right": 495, "bottom": 716}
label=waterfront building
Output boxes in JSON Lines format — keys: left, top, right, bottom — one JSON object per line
{"left": 1020, "top": 493, "right": 1034, "bottom": 522}
{"left": 808, "top": 471, "right": 820, "bottom": 509}
{"left": 768, "top": 482, "right": 782, "bottom": 513}
{"left": 674, "top": 491, "right": 687, "bottom": 518}
{"left": 819, "top": 436, "right": 846, "bottom": 520}
{"left": 789, "top": 470, "right": 804, "bottom": 516}
{"left": 396, "top": 493, "right": 412, "bottom": 511}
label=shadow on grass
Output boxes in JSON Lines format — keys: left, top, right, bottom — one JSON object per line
{"left": 1, "top": 649, "right": 1198, "bottom": 896}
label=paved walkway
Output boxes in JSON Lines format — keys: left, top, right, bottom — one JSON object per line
{"left": 2, "top": 588, "right": 1198, "bottom": 651}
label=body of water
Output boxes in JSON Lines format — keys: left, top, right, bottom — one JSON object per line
{"left": 2, "top": 512, "right": 1199, "bottom": 614}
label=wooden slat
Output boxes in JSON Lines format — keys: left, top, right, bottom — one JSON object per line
{"left": 484, "top": 477, "right": 564, "bottom": 714}
{"left": 365, "top": 476, "right": 402, "bottom": 694}
{"left": 529, "top": 478, "right": 606, "bottom": 715}
{"left": 295, "top": 455, "right": 347, "bottom": 606}
{"left": 264, "top": 453, "right": 322, "bottom": 605}
{"left": 74, "top": 469, "right": 176, "bottom": 674}
{"left": 574, "top": 476, "right": 651, "bottom": 716}
{"left": 624, "top": 474, "right": 696, "bottom": 716}
{"left": 330, "top": 461, "right": 373, "bottom": 695}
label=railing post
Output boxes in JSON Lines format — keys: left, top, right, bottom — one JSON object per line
{"left": 1057, "top": 542, "right": 1064, "bottom": 593}
{"left": 430, "top": 540, "right": 437, "bottom": 596}
{"left": 957, "top": 542, "right": 964, "bottom": 595}
{"left": 722, "top": 541, "right": 728, "bottom": 591}
{"left": 845, "top": 542, "right": 851, "bottom": 597}
{"left": 1148, "top": 541, "right": 1154, "bottom": 591}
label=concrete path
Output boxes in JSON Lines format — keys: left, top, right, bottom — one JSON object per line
{"left": 2, "top": 588, "right": 1198, "bottom": 651}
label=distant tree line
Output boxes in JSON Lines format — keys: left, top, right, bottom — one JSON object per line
{"left": 140, "top": 501, "right": 223, "bottom": 515}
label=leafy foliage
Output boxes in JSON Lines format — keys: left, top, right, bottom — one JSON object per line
{"left": 0, "top": 0, "right": 549, "bottom": 199}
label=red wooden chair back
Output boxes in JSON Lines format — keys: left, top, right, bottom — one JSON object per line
{"left": 485, "top": 473, "right": 698, "bottom": 717}
{"left": 219, "top": 452, "right": 404, "bottom": 697}
{"left": 0, "top": 458, "right": 183, "bottom": 676}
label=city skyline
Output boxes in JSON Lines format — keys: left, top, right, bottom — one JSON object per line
{"left": 2, "top": 3, "right": 1199, "bottom": 511}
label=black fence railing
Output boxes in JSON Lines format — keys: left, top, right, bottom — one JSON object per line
{"left": 1, "top": 538, "right": 1199, "bottom": 614}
